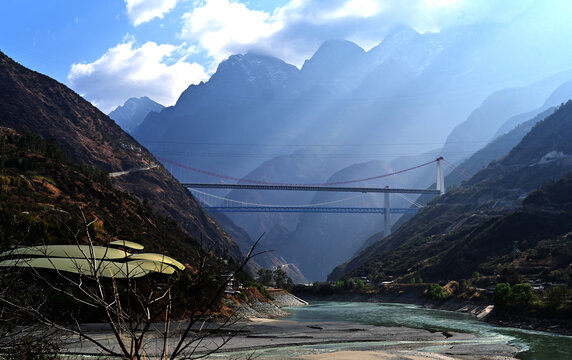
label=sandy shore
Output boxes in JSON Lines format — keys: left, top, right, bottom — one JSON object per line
{"left": 298, "top": 349, "right": 516, "bottom": 360}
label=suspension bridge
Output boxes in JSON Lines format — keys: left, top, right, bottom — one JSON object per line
{"left": 158, "top": 156, "right": 461, "bottom": 237}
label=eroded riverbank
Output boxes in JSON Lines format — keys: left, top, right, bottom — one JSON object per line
{"left": 291, "top": 286, "right": 572, "bottom": 336}
{"left": 282, "top": 301, "right": 572, "bottom": 360}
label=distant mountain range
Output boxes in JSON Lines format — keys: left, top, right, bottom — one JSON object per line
{"left": 133, "top": 24, "right": 572, "bottom": 181}
{"left": 109, "top": 96, "right": 164, "bottom": 134}
{"left": 127, "top": 22, "right": 572, "bottom": 280}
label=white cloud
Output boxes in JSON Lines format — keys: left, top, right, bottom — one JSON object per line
{"left": 320, "top": 0, "right": 383, "bottom": 21}
{"left": 178, "top": 0, "right": 534, "bottom": 68}
{"left": 68, "top": 40, "right": 208, "bottom": 113}
{"left": 125, "top": 0, "right": 179, "bottom": 26}
{"left": 69, "top": 0, "right": 540, "bottom": 114}
{"left": 180, "top": 0, "right": 283, "bottom": 66}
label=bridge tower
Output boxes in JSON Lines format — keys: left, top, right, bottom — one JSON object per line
{"left": 436, "top": 156, "right": 445, "bottom": 195}
{"left": 383, "top": 157, "right": 444, "bottom": 238}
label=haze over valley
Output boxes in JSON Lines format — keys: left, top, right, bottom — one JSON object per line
{"left": 2, "top": 1, "right": 572, "bottom": 358}
{"left": 103, "top": 1, "right": 572, "bottom": 281}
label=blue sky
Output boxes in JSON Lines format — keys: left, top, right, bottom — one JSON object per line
{"left": 0, "top": 0, "right": 556, "bottom": 113}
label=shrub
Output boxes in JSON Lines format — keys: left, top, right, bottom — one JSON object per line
{"left": 547, "top": 285, "right": 568, "bottom": 309}
{"left": 4, "top": 335, "right": 60, "bottom": 360}
{"left": 428, "top": 283, "right": 449, "bottom": 301}
{"left": 333, "top": 280, "right": 344, "bottom": 289}
{"left": 244, "top": 281, "right": 272, "bottom": 299}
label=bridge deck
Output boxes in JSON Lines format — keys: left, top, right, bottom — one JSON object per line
{"left": 183, "top": 183, "right": 439, "bottom": 194}
{"left": 202, "top": 206, "right": 419, "bottom": 214}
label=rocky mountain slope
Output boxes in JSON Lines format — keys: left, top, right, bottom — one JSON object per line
{"left": 330, "top": 101, "right": 572, "bottom": 283}
{"left": 0, "top": 127, "right": 203, "bottom": 263}
{"left": 0, "top": 51, "right": 241, "bottom": 261}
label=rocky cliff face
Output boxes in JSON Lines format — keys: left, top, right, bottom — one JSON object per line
{"left": 0, "top": 51, "right": 242, "bottom": 261}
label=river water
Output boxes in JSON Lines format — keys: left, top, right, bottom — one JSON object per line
{"left": 284, "top": 301, "right": 572, "bottom": 359}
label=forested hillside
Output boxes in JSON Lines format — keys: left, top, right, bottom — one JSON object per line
{"left": 330, "top": 101, "right": 572, "bottom": 284}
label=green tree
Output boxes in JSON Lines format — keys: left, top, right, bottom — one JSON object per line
{"left": 511, "top": 283, "right": 534, "bottom": 307}
{"left": 501, "top": 269, "right": 521, "bottom": 285}
{"left": 273, "top": 268, "right": 294, "bottom": 291}
{"left": 257, "top": 268, "right": 274, "bottom": 287}
{"left": 428, "top": 284, "right": 449, "bottom": 301}
{"left": 494, "top": 283, "right": 513, "bottom": 309}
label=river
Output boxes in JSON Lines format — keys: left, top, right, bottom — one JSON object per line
{"left": 283, "top": 301, "right": 572, "bottom": 359}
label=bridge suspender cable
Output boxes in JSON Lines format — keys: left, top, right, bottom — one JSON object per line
{"left": 441, "top": 158, "right": 472, "bottom": 180}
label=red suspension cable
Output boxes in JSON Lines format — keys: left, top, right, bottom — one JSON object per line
{"left": 156, "top": 155, "right": 440, "bottom": 186}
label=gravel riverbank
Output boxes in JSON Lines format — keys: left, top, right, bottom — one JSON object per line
{"left": 56, "top": 290, "right": 520, "bottom": 359}
{"left": 57, "top": 317, "right": 519, "bottom": 359}
{"left": 206, "top": 317, "right": 519, "bottom": 359}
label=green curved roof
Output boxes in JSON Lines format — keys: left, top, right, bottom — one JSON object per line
{"left": 128, "top": 253, "right": 185, "bottom": 270}
{"left": 0, "top": 245, "right": 131, "bottom": 259}
{"left": 0, "top": 257, "right": 176, "bottom": 278}
{"left": 109, "top": 240, "right": 145, "bottom": 251}
{"left": 0, "top": 245, "right": 183, "bottom": 278}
